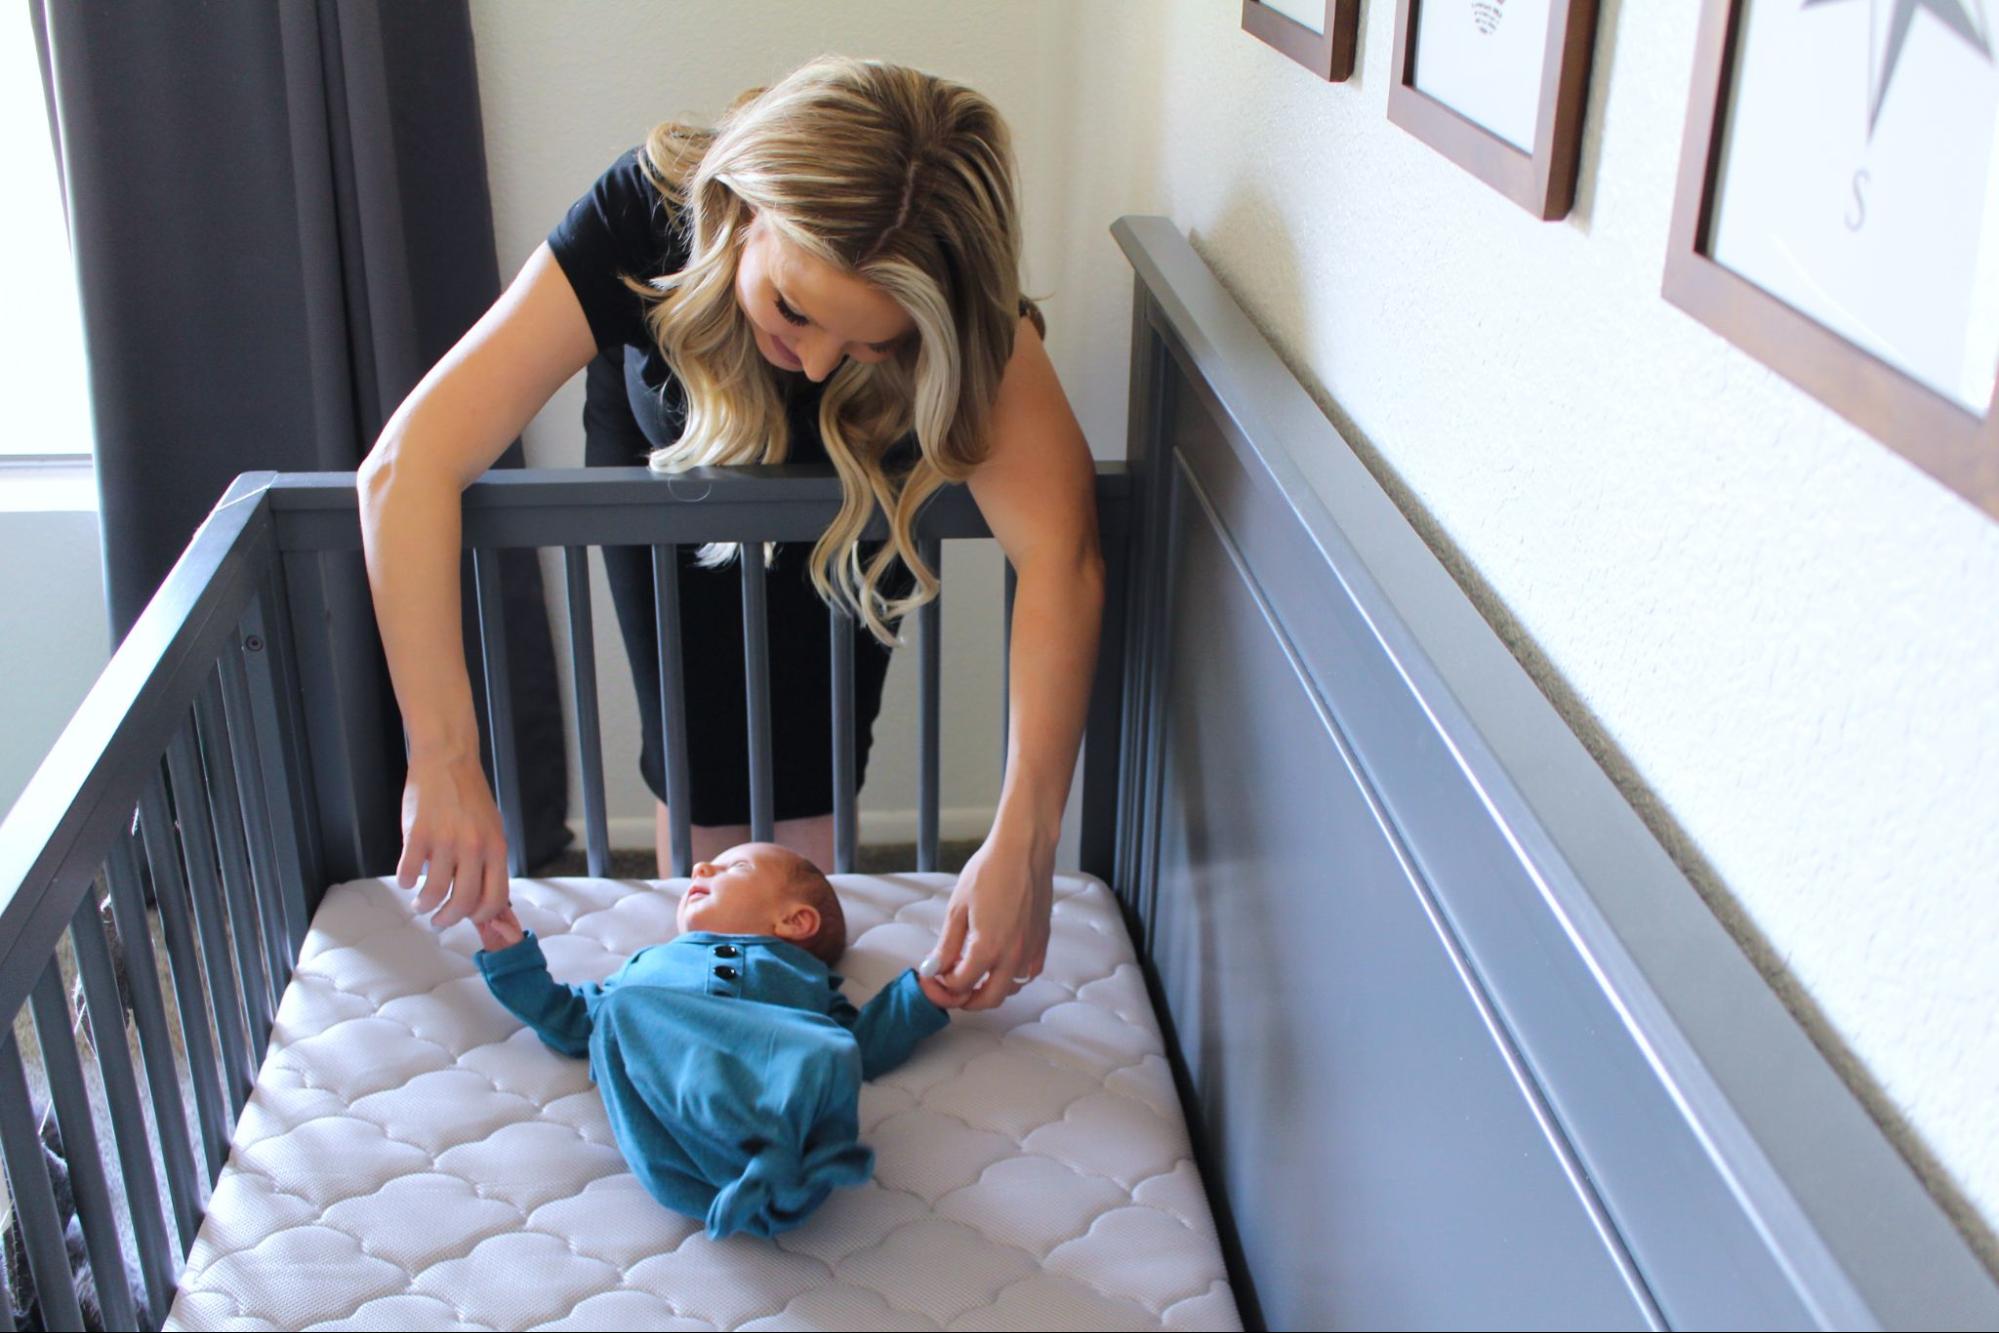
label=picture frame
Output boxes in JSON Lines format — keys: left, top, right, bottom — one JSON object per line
{"left": 1241, "top": 0, "right": 1361, "bottom": 82}
{"left": 1386, "top": 0, "right": 1600, "bottom": 219}
{"left": 1663, "top": 0, "right": 1999, "bottom": 520}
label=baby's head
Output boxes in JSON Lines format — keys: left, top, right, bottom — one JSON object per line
{"left": 676, "top": 842, "right": 846, "bottom": 965}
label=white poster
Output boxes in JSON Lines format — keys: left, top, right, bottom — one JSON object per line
{"left": 1709, "top": 0, "right": 1999, "bottom": 413}
{"left": 1260, "top": 0, "right": 1327, "bottom": 35}
{"left": 1412, "top": 0, "right": 1554, "bottom": 152}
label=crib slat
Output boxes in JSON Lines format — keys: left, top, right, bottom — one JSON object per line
{"left": 220, "top": 644, "right": 300, "bottom": 992}
{"left": 917, "top": 539, "right": 942, "bottom": 873}
{"left": 0, "top": 1031, "right": 86, "bottom": 1332}
{"left": 830, "top": 604, "right": 858, "bottom": 875}
{"left": 195, "top": 674, "right": 276, "bottom": 1051}
{"left": 652, "top": 546, "right": 693, "bottom": 878}
{"left": 1001, "top": 559, "right": 1017, "bottom": 777}
{"left": 70, "top": 889, "right": 177, "bottom": 1320}
{"left": 237, "top": 587, "right": 314, "bottom": 959}
{"left": 473, "top": 548, "right": 527, "bottom": 876}
{"left": 166, "top": 720, "right": 254, "bottom": 1114}
{"left": 741, "top": 544, "right": 775, "bottom": 844}
{"left": 28, "top": 964, "right": 140, "bottom": 1333}
{"left": 137, "top": 774, "right": 230, "bottom": 1180}
{"left": 564, "top": 547, "right": 611, "bottom": 877}
{"left": 106, "top": 831, "right": 202, "bottom": 1249}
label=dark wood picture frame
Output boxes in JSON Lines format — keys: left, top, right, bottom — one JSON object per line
{"left": 1241, "top": 0, "right": 1360, "bottom": 82}
{"left": 1386, "top": 0, "right": 1599, "bottom": 220}
{"left": 1663, "top": 0, "right": 1999, "bottom": 520}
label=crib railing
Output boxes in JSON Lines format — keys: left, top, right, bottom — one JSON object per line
{"left": 0, "top": 464, "right": 1131, "bottom": 1330}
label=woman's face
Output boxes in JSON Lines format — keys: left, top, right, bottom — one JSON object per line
{"left": 735, "top": 211, "right": 916, "bottom": 383}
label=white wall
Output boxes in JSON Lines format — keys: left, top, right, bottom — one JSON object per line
{"left": 469, "top": 0, "right": 1999, "bottom": 1260}
{"left": 1054, "top": 0, "right": 1999, "bottom": 1262}
{"left": 0, "top": 496, "right": 107, "bottom": 820}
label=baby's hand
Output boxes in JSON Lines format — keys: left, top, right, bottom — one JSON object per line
{"left": 916, "top": 971, "right": 962, "bottom": 1010}
{"left": 474, "top": 907, "right": 525, "bottom": 953}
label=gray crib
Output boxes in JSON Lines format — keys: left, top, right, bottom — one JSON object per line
{"left": 2, "top": 216, "right": 1995, "bottom": 1331}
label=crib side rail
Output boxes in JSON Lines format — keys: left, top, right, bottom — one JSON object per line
{"left": 0, "top": 471, "right": 320, "bottom": 1329}
{"left": 258, "top": 465, "right": 1131, "bottom": 883}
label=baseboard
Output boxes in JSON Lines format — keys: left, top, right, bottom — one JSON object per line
{"left": 568, "top": 806, "right": 996, "bottom": 853}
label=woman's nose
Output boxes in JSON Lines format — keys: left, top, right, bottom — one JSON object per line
{"left": 798, "top": 333, "right": 843, "bottom": 382}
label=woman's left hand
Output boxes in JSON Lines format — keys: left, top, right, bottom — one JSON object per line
{"left": 922, "top": 824, "right": 1055, "bottom": 1011}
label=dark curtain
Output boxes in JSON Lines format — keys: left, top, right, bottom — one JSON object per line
{"left": 33, "top": 0, "right": 571, "bottom": 875}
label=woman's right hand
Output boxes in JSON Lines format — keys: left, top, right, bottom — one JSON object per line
{"left": 360, "top": 240, "right": 595, "bottom": 931}
{"left": 397, "top": 750, "right": 511, "bottom": 929}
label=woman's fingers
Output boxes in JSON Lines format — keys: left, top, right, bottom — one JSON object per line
{"left": 413, "top": 847, "right": 455, "bottom": 916}
{"left": 472, "top": 854, "right": 510, "bottom": 925}
{"left": 936, "top": 925, "right": 991, "bottom": 995}
{"left": 431, "top": 847, "right": 483, "bottom": 929}
{"left": 960, "top": 951, "right": 1028, "bottom": 1011}
{"left": 923, "top": 904, "right": 970, "bottom": 982}
{"left": 915, "top": 973, "right": 961, "bottom": 1009}
{"left": 396, "top": 836, "right": 425, "bottom": 892}
{"left": 939, "top": 931, "right": 1031, "bottom": 1010}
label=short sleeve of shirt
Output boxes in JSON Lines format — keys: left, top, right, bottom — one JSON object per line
{"left": 547, "top": 146, "right": 689, "bottom": 354}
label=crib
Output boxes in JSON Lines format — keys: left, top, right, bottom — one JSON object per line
{"left": 2, "top": 216, "right": 1996, "bottom": 1331}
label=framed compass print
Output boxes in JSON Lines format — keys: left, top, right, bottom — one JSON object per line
{"left": 1386, "top": 0, "right": 1601, "bottom": 218}
{"left": 1665, "top": 0, "right": 1999, "bottom": 519}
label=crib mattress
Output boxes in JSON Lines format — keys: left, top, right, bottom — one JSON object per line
{"left": 165, "top": 871, "right": 1241, "bottom": 1331}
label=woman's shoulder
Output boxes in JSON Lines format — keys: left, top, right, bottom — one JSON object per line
{"left": 559, "top": 144, "right": 690, "bottom": 264}
{"left": 547, "top": 143, "right": 692, "bottom": 353}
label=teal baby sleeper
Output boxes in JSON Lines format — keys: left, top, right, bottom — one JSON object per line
{"left": 476, "top": 929, "right": 949, "bottom": 1239}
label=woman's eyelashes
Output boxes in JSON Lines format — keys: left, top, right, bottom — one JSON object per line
{"left": 773, "top": 291, "right": 899, "bottom": 356}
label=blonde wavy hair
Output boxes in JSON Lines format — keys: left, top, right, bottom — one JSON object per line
{"left": 620, "top": 55, "right": 1045, "bottom": 644}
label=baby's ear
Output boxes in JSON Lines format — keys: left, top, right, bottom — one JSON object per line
{"left": 774, "top": 902, "right": 820, "bottom": 944}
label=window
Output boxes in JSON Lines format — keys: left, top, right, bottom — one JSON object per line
{"left": 1, "top": 6, "right": 92, "bottom": 463}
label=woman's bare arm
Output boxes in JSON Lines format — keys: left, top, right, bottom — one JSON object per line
{"left": 928, "top": 315, "right": 1105, "bottom": 1009}
{"left": 356, "top": 242, "right": 597, "bottom": 927}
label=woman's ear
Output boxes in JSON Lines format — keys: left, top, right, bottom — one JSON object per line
{"left": 774, "top": 902, "right": 820, "bottom": 944}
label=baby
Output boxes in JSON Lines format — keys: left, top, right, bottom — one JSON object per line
{"left": 471, "top": 843, "right": 956, "bottom": 1239}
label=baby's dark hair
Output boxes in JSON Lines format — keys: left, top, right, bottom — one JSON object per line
{"left": 791, "top": 858, "right": 846, "bottom": 965}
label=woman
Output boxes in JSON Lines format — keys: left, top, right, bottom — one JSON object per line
{"left": 356, "top": 56, "right": 1102, "bottom": 1011}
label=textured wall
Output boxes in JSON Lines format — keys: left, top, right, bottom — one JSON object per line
{"left": 1046, "top": 0, "right": 1999, "bottom": 1262}
{"left": 470, "top": 0, "right": 1999, "bottom": 1259}
{"left": 0, "top": 504, "right": 106, "bottom": 819}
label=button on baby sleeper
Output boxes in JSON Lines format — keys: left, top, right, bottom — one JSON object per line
{"left": 715, "top": 944, "right": 741, "bottom": 958}
{"left": 716, "top": 964, "right": 740, "bottom": 981}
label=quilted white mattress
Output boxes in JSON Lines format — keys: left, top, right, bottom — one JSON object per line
{"left": 167, "top": 871, "right": 1241, "bottom": 1331}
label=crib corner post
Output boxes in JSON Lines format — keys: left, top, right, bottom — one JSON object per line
{"left": 240, "top": 569, "right": 322, "bottom": 954}
{"left": 278, "top": 548, "right": 403, "bottom": 883}
{"left": 1079, "top": 488, "right": 1130, "bottom": 885}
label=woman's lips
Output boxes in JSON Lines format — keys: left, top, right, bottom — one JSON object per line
{"left": 769, "top": 335, "right": 802, "bottom": 368}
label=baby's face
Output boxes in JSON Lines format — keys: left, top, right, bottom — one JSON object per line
{"left": 676, "top": 842, "right": 811, "bottom": 938}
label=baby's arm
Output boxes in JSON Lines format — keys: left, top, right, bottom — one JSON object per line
{"left": 474, "top": 912, "right": 603, "bottom": 1058}
{"left": 832, "top": 969, "right": 953, "bottom": 1080}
